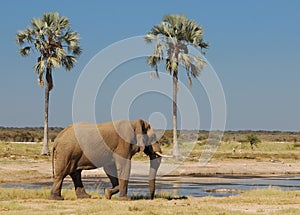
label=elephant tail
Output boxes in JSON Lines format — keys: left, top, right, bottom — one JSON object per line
{"left": 52, "top": 144, "right": 56, "bottom": 178}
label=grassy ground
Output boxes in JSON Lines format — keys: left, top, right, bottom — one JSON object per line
{"left": 1, "top": 141, "right": 300, "bottom": 214}
{"left": 157, "top": 140, "right": 300, "bottom": 162}
{"left": 128, "top": 139, "right": 300, "bottom": 166}
{"left": 1, "top": 140, "right": 299, "bottom": 162}
{"left": 0, "top": 188, "right": 300, "bottom": 214}
{"left": 0, "top": 141, "right": 52, "bottom": 161}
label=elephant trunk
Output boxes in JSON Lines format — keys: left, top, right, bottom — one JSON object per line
{"left": 144, "top": 140, "right": 162, "bottom": 199}
{"left": 149, "top": 155, "right": 161, "bottom": 199}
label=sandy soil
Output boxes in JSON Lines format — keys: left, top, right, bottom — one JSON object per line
{"left": 1, "top": 158, "right": 300, "bottom": 214}
{"left": 1, "top": 158, "right": 300, "bottom": 181}
{"left": 167, "top": 159, "right": 300, "bottom": 176}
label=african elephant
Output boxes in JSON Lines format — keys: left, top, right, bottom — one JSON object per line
{"left": 50, "top": 119, "right": 162, "bottom": 200}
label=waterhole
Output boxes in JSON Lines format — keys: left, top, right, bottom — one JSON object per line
{"left": 2, "top": 175, "right": 300, "bottom": 198}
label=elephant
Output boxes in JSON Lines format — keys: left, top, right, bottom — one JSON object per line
{"left": 50, "top": 119, "right": 163, "bottom": 200}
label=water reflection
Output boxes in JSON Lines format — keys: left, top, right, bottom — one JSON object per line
{"left": 2, "top": 175, "right": 300, "bottom": 198}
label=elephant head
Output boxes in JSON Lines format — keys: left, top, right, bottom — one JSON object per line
{"left": 132, "top": 119, "right": 162, "bottom": 199}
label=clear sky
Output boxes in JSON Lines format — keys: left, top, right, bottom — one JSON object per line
{"left": 0, "top": 0, "right": 299, "bottom": 131}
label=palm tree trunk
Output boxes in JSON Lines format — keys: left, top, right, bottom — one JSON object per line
{"left": 172, "top": 72, "right": 180, "bottom": 157}
{"left": 41, "top": 69, "right": 51, "bottom": 156}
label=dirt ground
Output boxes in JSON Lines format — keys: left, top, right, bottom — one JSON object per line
{"left": 1, "top": 159, "right": 300, "bottom": 214}
{"left": 168, "top": 159, "right": 300, "bottom": 176}
{"left": 1, "top": 158, "right": 300, "bottom": 182}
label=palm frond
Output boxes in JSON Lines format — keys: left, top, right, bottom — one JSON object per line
{"left": 19, "top": 46, "right": 31, "bottom": 56}
{"left": 145, "top": 34, "right": 159, "bottom": 43}
{"left": 16, "top": 31, "right": 27, "bottom": 45}
{"left": 171, "top": 60, "right": 178, "bottom": 73}
{"left": 187, "top": 71, "right": 193, "bottom": 87}
{"left": 55, "top": 47, "right": 66, "bottom": 59}
{"left": 199, "top": 42, "right": 209, "bottom": 54}
{"left": 46, "top": 56, "right": 60, "bottom": 68}
{"left": 70, "top": 45, "right": 82, "bottom": 56}
{"left": 151, "top": 24, "right": 166, "bottom": 36}
{"left": 38, "top": 72, "right": 44, "bottom": 87}
{"left": 63, "top": 31, "right": 80, "bottom": 44}
{"left": 165, "top": 59, "right": 172, "bottom": 74}
{"left": 147, "top": 55, "right": 160, "bottom": 68}
{"left": 61, "top": 55, "right": 77, "bottom": 71}
{"left": 16, "top": 29, "right": 34, "bottom": 45}
{"left": 178, "top": 42, "right": 188, "bottom": 53}
{"left": 59, "top": 16, "right": 70, "bottom": 29}
{"left": 178, "top": 52, "right": 191, "bottom": 70}
{"left": 65, "top": 33, "right": 81, "bottom": 55}
{"left": 34, "top": 57, "right": 45, "bottom": 74}
{"left": 163, "top": 14, "right": 186, "bottom": 29}
{"left": 33, "top": 39, "right": 44, "bottom": 52}
{"left": 31, "top": 18, "right": 44, "bottom": 31}
{"left": 43, "top": 12, "right": 59, "bottom": 27}
{"left": 193, "top": 56, "right": 206, "bottom": 72}
{"left": 188, "top": 55, "right": 206, "bottom": 78}
{"left": 162, "top": 22, "right": 173, "bottom": 37}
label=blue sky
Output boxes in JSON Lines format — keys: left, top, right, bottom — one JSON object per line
{"left": 0, "top": 0, "right": 299, "bottom": 131}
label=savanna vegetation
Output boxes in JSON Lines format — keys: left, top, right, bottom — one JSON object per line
{"left": 1, "top": 129, "right": 300, "bottom": 162}
{"left": 1, "top": 127, "right": 300, "bottom": 144}
{"left": 1, "top": 133, "right": 300, "bottom": 214}
{"left": 0, "top": 187, "right": 300, "bottom": 214}
{"left": 0, "top": 127, "right": 61, "bottom": 143}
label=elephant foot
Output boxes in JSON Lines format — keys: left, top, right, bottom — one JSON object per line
{"left": 75, "top": 187, "right": 91, "bottom": 199}
{"left": 104, "top": 188, "right": 112, "bottom": 199}
{"left": 118, "top": 196, "right": 131, "bottom": 201}
{"left": 50, "top": 193, "right": 64, "bottom": 201}
{"left": 104, "top": 186, "right": 119, "bottom": 200}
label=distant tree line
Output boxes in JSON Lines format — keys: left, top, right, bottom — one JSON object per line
{"left": 0, "top": 127, "right": 299, "bottom": 144}
{"left": 166, "top": 130, "right": 300, "bottom": 144}
{"left": 221, "top": 130, "right": 300, "bottom": 143}
{"left": 0, "top": 127, "right": 63, "bottom": 142}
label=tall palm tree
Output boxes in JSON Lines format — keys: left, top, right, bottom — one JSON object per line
{"left": 16, "top": 12, "right": 81, "bottom": 155}
{"left": 145, "top": 14, "right": 208, "bottom": 157}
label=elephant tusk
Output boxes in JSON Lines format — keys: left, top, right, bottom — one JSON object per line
{"left": 155, "top": 151, "right": 173, "bottom": 158}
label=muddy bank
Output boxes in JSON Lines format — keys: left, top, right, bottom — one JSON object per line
{"left": 166, "top": 160, "right": 300, "bottom": 176}
{"left": 1, "top": 159, "right": 300, "bottom": 184}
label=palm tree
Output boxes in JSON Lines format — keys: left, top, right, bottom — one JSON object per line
{"left": 145, "top": 14, "right": 208, "bottom": 157}
{"left": 16, "top": 12, "right": 82, "bottom": 155}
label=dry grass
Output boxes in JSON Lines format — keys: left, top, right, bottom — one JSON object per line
{"left": 0, "top": 188, "right": 300, "bottom": 214}
{"left": 1, "top": 140, "right": 300, "bottom": 162}
{"left": 0, "top": 141, "right": 51, "bottom": 161}
{"left": 158, "top": 140, "right": 300, "bottom": 162}
{"left": 1, "top": 141, "right": 300, "bottom": 214}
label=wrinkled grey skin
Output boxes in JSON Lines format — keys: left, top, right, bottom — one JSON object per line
{"left": 50, "top": 119, "right": 162, "bottom": 200}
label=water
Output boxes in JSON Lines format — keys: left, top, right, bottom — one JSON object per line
{"left": 2, "top": 175, "right": 300, "bottom": 198}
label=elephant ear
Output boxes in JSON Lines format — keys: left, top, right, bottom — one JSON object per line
{"left": 135, "top": 119, "right": 148, "bottom": 148}
{"left": 113, "top": 120, "right": 135, "bottom": 144}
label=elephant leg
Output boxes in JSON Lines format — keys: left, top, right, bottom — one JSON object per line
{"left": 50, "top": 175, "right": 65, "bottom": 200}
{"left": 50, "top": 149, "right": 74, "bottom": 200}
{"left": 115, "top": 157, "right": 131, "bottom": 200}
{"left": 70, "top": 170, "right": 91, "bottom": 199}
{"left": 50, "top": 158, "right": 70, "bottom": 200}
{"left": 118, "top": 179, "right": 129, "bottom": 200}
{"left": 103, "top": 164, "right": 119, "bottom": 199}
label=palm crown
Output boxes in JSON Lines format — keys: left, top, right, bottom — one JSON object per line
{"left": 145, "top": 14, "right": 208, "bottom": 86}
{"left": 16, "top": 12, "right": 81, "bottom": 89}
